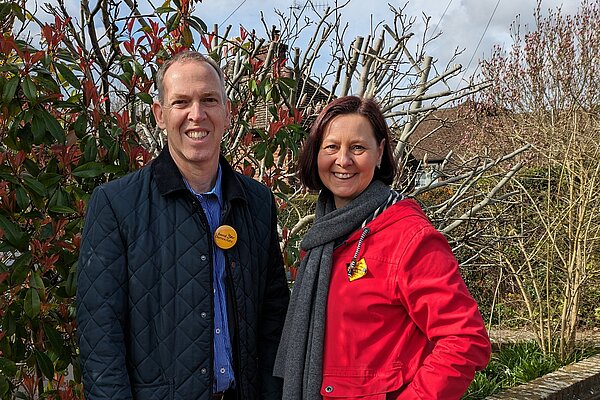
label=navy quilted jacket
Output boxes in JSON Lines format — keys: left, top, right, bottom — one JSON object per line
{"left": 76, "top": 147, "right": 290, "bottom": 400}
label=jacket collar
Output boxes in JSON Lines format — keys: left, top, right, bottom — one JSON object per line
{"left": 343, "top": 198, "right": 422, "bottom": 244}
{"left": 151, "top": 144, "right": 246, "bottom": 204}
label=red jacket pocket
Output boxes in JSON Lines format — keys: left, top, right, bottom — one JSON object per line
{"left": 321, "top": 365, "right": 404, "bottom": 399}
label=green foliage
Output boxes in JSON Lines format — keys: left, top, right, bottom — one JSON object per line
{"left": 277, "top": 193, "right": 317, "bottom": 277}
{"left": 463, "top": 341, "right": 599, "bottom": 399}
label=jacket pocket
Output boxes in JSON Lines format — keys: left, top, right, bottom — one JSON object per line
{"left": 132, "top": 380, "right": 173, "bottom": 400}
{"left": 321, "top": 365, "right": 404, "bottom": 399}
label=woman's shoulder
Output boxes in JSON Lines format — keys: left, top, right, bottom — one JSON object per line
{"left": 373, "top": 197, "right": 431, "bottom": 230}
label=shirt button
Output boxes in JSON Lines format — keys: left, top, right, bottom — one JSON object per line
{"left": 200, "top": 255, "right": 207, "bottom": 261}
{"left": 220, "top": 368, "right": 226, "bottom": 374}
{"left": 325, "top": 386, "right": 333, "bottom": 393}
{"left": 200, "top": 368, "right": 207, "bottom": 374}
{"left": 200, "top": 312, "right": 207, "bottom": 319}
{"left": 215, "top": 328, "right": 221, "bottom": 334}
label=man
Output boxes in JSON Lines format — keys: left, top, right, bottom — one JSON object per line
{"left": 76, "top": 51, "right": 290, "bottom": 400}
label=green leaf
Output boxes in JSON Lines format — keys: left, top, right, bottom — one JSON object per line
{"left": 74, "top": 114, "right": 87, "bottom": 138}
{"left": 22, "top": 175, "right": 47, "bottom": 197}
{"left": 0, "top": 215, "right": 27, "bottom": 250}
{"left": 119, "top": 71, "right": 132, "bottom": 86}
{"left": 34, "top": 350, "right": 54, "bottom": 380}
{"left": 271, "top": 85, "right": 280, "bottom": 103}
{"left": 15, "top": 186, "right": 29, "bottom": 210}
{"left": 249, "top": 79, "right": 258, "bottom": 95}
{"left": 21, "top": 108, "right": 33, "bottom": 124}
{"left": 71, "top": 162, "right": 105, "bottom": 178}
{"left": 2, "top": 76, "right": 18, "bottom": 104}
{"left": 109, "top": 140, "right": 119, "bottom": 162}
{"left": 55, "top": 62, "right": 80, "bottom": 89}
{"left": 49, "top": 205, "right": 76, "bottom": 214}
{"left": 49, "top": 187, "right": 68, "bottom": 209}
{"left": 0, "top": 357, "right": 17, "bottom": 377}
{"left": 22, "top": 76, "right": 36, "bottom": 102}
{"left": 83, "top": 137, "right": 98, "bottom": 162}
{"left": 264, "top": 147, "right": 274, "bottom": 168}
{"left": 132, "top": 61, "right": 144, "bottom": 77}
{"left": 166, "top": 13, "right": 181, "bottom": 32}
{"left": 23, "top": 157, "right": 40, "bottom": 176}
{"left": 30, "top": 112, "right": 46, "bottom": 143}
{"left": 254, "top": 141, "right": 267, "bottom": 159}
{"left": 29, "top": 271, "right": 44, "bottom": 291}
{"left": 44, "top": 325, "right": 64, "bottom": 352}
{"left": 188, "top": 16, "right": 207, "bottom": 34}
{"left": 136, "top": 92, "right": 153, "bottom": 105}
{"left": 0, "top": 2, "right": 11, "bottom": 23}
{"left": 35, "top": 72, "right": 60, "bottom": 94}
{"left": 264, "top": 82, "right": 272, "bottom": 102}
{"left": 11, "top": 2, "right": 24, "bottom": 23}
{"left": 0, "top": 374, "right": 8, "bottom": 396}
{"left": 64, "top": 267, "right": 77, "bottom": 297}
{"left": 155, "top": 5, "right": 176, "bottom": 13}
{"left": 276, "top": 179, "right": 292, "bottom": 194}
{"left": 38, "top": 172, "right": 62, "bottom": 188}
{"left": 121, "top": 60, "right": 133, "bottom": 74}
{"left": 40, "top": 110, "right": 65, "bottom": 143}
{"left": 2, "top": 312, "right": 16, "bottom": 337}
{"left": 24, "top": 287, "right": 40, "bottom": 318}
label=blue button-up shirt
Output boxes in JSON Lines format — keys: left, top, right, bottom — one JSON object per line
{"left": 184, "top": 167, "right": 235, "bottom": 392}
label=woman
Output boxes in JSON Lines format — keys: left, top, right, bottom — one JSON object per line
{"left": 274, "top": 96, "right": 491, "bottom": 400}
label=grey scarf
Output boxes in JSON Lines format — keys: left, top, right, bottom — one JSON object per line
{"left": 274, "top": 180, "right": 393, "bottom": 400}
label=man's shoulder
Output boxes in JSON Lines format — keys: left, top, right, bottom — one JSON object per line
{"left": 233, "top": 171, "right": 270, "bottom": 192}
{"left": 232, "top": 171, "right": 273, "bottom": 203}
{"left": 92, "top": 165, "right": 152, "bottom": 201}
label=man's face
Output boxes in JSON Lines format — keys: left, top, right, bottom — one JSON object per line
{"left": 153, "top": 60, "right": 231, "bottom": 177}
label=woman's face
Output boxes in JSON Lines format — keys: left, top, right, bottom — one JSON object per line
{"left": 317, "top": 113, "right": 385, "bottom": 209}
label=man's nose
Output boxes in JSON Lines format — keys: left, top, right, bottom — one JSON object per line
{"left": 188, "top": 102, "right": 207, "bottom": 121}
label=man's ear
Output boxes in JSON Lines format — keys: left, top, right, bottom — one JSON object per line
{"left": 152, "top": 101, "right": 166, "bottom": 130}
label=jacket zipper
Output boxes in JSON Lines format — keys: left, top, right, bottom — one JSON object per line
{"left": 346, "top": 226, "right": 370, "bottom": 278}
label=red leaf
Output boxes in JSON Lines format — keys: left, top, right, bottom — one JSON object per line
{"left": 123, "top": 38, "right": 135, "bottom": 55}
{"left": 31, "top": 51, "right": 45, "bottom": 64}
{"left": 127, "top": 17, "right": 135, "bottom": 34}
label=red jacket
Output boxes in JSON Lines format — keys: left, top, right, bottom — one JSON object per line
{"left": 321, "top": 199, "right": 491, "bottom": 400}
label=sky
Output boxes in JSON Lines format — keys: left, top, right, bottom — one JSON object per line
{"left": 23, "top": 0, "right": 580, "bottom": 88}
{"left": 192, "top": 0, "right": 579, "bottom": 82}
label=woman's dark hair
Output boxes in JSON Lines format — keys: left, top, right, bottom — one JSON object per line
{"left": 298, "top": 95, "right": 397, "bottom": 190}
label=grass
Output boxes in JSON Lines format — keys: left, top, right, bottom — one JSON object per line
{"left": 462, "top": 340, "right": 599, "bottom": 399}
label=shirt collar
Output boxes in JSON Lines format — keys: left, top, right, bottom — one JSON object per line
{"left": 183, "top": 165, "right": 223, "bottom": 207}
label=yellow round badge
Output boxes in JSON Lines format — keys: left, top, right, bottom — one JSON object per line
{"left": 214, "top": 225, "right": 237, "bottom": 249}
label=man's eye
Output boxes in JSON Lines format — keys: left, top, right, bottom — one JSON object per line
{"left": 204, "top": 97, "right": 219, "bottom": 104}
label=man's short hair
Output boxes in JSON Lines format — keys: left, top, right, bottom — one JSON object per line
{"left": 155, "top": 51, "right": 227, "bottom": 105}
